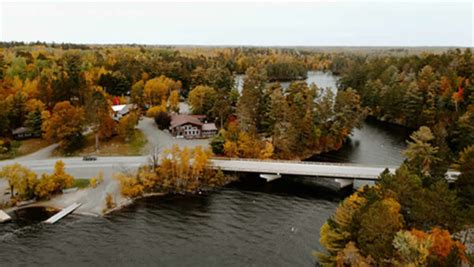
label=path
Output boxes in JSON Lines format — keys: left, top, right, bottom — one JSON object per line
{"left": 16, "top": 143, "right": 59, "bottom": 161}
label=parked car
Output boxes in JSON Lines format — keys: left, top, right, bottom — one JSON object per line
{"left": 82, "top": 156, "right": 97, "bottom": 161}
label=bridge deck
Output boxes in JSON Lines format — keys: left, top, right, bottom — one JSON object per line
{"left": 210, "top": 159, "right": 397, "bottom": 180}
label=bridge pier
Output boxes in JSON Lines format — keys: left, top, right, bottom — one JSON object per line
{"left": 334, "top": 178, "right": 354, "bottom": 189}
{"left": 259, "top": 173, "right": 282, "bottom": 182}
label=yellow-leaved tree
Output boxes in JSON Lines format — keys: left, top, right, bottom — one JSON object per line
{"left": 117, "top": 111, "right": 139, "bottom": 141}
{"left": 0, "top": 163, "right": 37, "bottom": 200}
{"left": 168, "top": 90, "right": 180, "bottom": 113}
{"left": 144, "top": 75, "right": 181, "bottom": 106}
{"left": 34, "top": 160, "right": 74, "bottom": 199}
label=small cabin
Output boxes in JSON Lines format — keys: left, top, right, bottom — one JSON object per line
{"left": 12, "top": 127, "right": 34, "bottom": 140}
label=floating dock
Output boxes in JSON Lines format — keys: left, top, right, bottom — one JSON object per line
{"left": 0, "top": 210, "right": 11, "bottom": 223}
{"left": 44, "top": 202, "right": 82, "bottom": 224}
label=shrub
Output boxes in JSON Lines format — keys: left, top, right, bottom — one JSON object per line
{"left": 154, "top": 111, "right": 171, "bottom": 130}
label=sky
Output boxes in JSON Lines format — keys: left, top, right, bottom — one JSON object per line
{"left": 1, "top": 1, "right": 473, "bottom": 47}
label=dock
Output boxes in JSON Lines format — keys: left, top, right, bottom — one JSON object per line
{"left": 44, "top": 202, "right": 82, "bottom": 224}
{"left": 0, "top": 210, "right": 11, "bottom": 223}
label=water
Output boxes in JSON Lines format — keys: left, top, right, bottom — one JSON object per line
{"left": 0, "top": 72, "right": 410, "bottom": 266}
{"left": 310, "top": 117, "right": 410, "bottom": 166}
{"left": 235, "top": 71, "right": 338, "bottom": 95}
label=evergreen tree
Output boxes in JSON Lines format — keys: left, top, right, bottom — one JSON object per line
{"left": 237, "top": 67, "right": 267, "bottom": 134}
{"left": 403, "top": 82, "right": 424, "bottom": 128}
{"left": 404, "top": 126, "right": 440, "bottom": 179}
{"left": 25, "top": 108, "right": 43, "bottom": 136}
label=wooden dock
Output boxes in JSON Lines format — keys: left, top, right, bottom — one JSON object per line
{"left": 0, "top": 210, "right": 11, "bottom": 223}
{"left": 44, "top": 202, "right": 82, "bottom": 224}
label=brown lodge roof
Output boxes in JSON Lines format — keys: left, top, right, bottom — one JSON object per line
{"left": 170, "top": 115, "right": 203, "bottom": 129}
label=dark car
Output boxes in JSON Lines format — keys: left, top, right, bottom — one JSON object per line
{"left": 82, "top": 156, "right": 97, "bottom": 161}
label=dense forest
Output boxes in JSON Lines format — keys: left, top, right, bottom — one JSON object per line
{"left": 0, "top": 42, "right": 472, "bottom": 264}
{"left": 318, "top": 49, "right": 474, "bottom": 265}
{"left": 337, "top": 49, "right": 473, "bottom": 157}
{"left": 0, "top": 42, "right": 358, "bottom": 159}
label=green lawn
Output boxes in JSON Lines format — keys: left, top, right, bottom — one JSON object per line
{"left": 70, "top": 178, "right": 90, "bottom": 189}
{"left": 53, "top": 130, "right": 147, "bottom": 157}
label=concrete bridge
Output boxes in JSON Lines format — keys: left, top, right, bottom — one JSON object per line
{"left": 0, "top": 156, "right": 460, "bottom": 190}
{"left": 210, "top": 158, "right": 460, "bottom": 188}
{"left": 210, "top": 158, "right": 397, "bottom": 188}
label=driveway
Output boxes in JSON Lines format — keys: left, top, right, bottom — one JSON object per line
{"left": 16, "top": 143, "right": 59, "bottom": 161}
{"left": 137, "top": 117, "right": 210, "bottom": 155}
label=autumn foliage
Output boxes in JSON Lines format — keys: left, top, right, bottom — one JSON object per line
{"left": 0, "top": 160, "right": 75, "bottom": 201}
{"left": 42, "top": 101, "right": 86, "bottom": 151}
{"left": 116, "top": 145, "right": 229, "bottom": 198}
{"left": 317, "top": 162, "right": 470, "bottom": 266}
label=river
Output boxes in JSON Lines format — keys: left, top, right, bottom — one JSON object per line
{"left": 0, "top": 72, "right": 410, "bottom": 266}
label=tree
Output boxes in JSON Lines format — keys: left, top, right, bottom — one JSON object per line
{"left": 42, "top": 101, "right": 86, "bottom": 151}
{"left": 25, "top": 108, "right": 43, "bottom": 136}
{"left": 237, "top": 67, "right": 267, "bottom": 134}
{"left": 455, "top": 145, "right": 474, "bottom": 209}
{"left": 187, "top": 85, "right": 217, "bottom": 115}
{"left": 98, "top": 71, "right": 131, "bottom": 96}
{"left": 0, "top": 99, "right": 10, "bottom": 136}
{"left": 210, "top": 133, "right": 225, "bottom": 155}
{"left": 35, "top": 161, "right": 74, "bottom": 199}
{"left": 392, "top": 230, "right": 431, "bottom": 266}
{"left": 6, "top": 91, "right": 28, "bottom": 129}
{"left": 357, "top": 198, "right": 404, "bottom": 261}
{"left": 53, "top": 52, "right": 86, "bottom": 104}
{"left": 404, "top": 126, "right": 440, "bottom": 177}
{"left": 144, "top": 75, "right": 181, "bottom": 106}
{"left": 85, "top": 88, "right": 115, "bottom": 151}
{"left": 131, "top": 80, "right": 145, "bottom": 109}
{"left": 117, "top": 112, "right": 139, "bottom": 141}
{"left": 154, "top": 111, "right": 171, "bottom": 130}
{"left": 146, "top": 102, "right": 167, "bottom": 118}
{"left": 317, "top": 192, "right": 368, "bottom": 264}
{"left": 168, "top": 90, "right": 180, "bottom": 113}
{"left": 0, "top": 163, "right": 37, "bottom": 200}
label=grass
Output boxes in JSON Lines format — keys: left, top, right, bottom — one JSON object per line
{"left": 76, "top": 130, "right": 147, "bottom": 157}
{"left": 70, "top": 178, "right": 90, "bottom": 189}
{"left": 0, "top": 138, "right": 51, "bottom": 160}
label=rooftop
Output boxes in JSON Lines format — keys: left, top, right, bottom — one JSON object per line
{"left": 202, "top": 123, "right": 217, "bottom": 131}
{"left": 170, "top": 114, "right": 203, "bottom": 129}
{"left": 112, "top": 105, "right": 127, "bottom": 112}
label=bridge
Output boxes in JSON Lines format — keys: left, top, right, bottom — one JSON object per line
{"left": 210, "top": 158, "right": 397, "bottom": 180}
{"left": 0, "top": 156, "right": 460, "bottom": 190}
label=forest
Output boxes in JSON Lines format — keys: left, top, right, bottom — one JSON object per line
{"left": 318, "top": 49, "right": 474, "bottom": 265}
{"left": 0, "top": 42, "right": 472, "bottom": 264}
{"left": 0, "top": 42, "right": 359, "bottom": 160}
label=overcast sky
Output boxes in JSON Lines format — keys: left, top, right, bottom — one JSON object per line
{"left": 1, "top": 1, "right": 473, "bottom": 46}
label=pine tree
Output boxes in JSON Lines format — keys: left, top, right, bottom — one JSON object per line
{"left": 403, "top": 82, "right": 424, "bottom": 128}
{"left": 25, "top": 108, "right": 43, "bottom": 136}
{"left": 237, "top": 67, "right": 267, "bottom": 134}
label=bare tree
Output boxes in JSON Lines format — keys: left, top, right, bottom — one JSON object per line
{"left": 148, "top": 145, "right": 161, "bottom": 169}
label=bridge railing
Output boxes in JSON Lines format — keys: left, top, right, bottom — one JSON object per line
{"left": 211, "top": 156, "right": 399, "bottom": 169}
